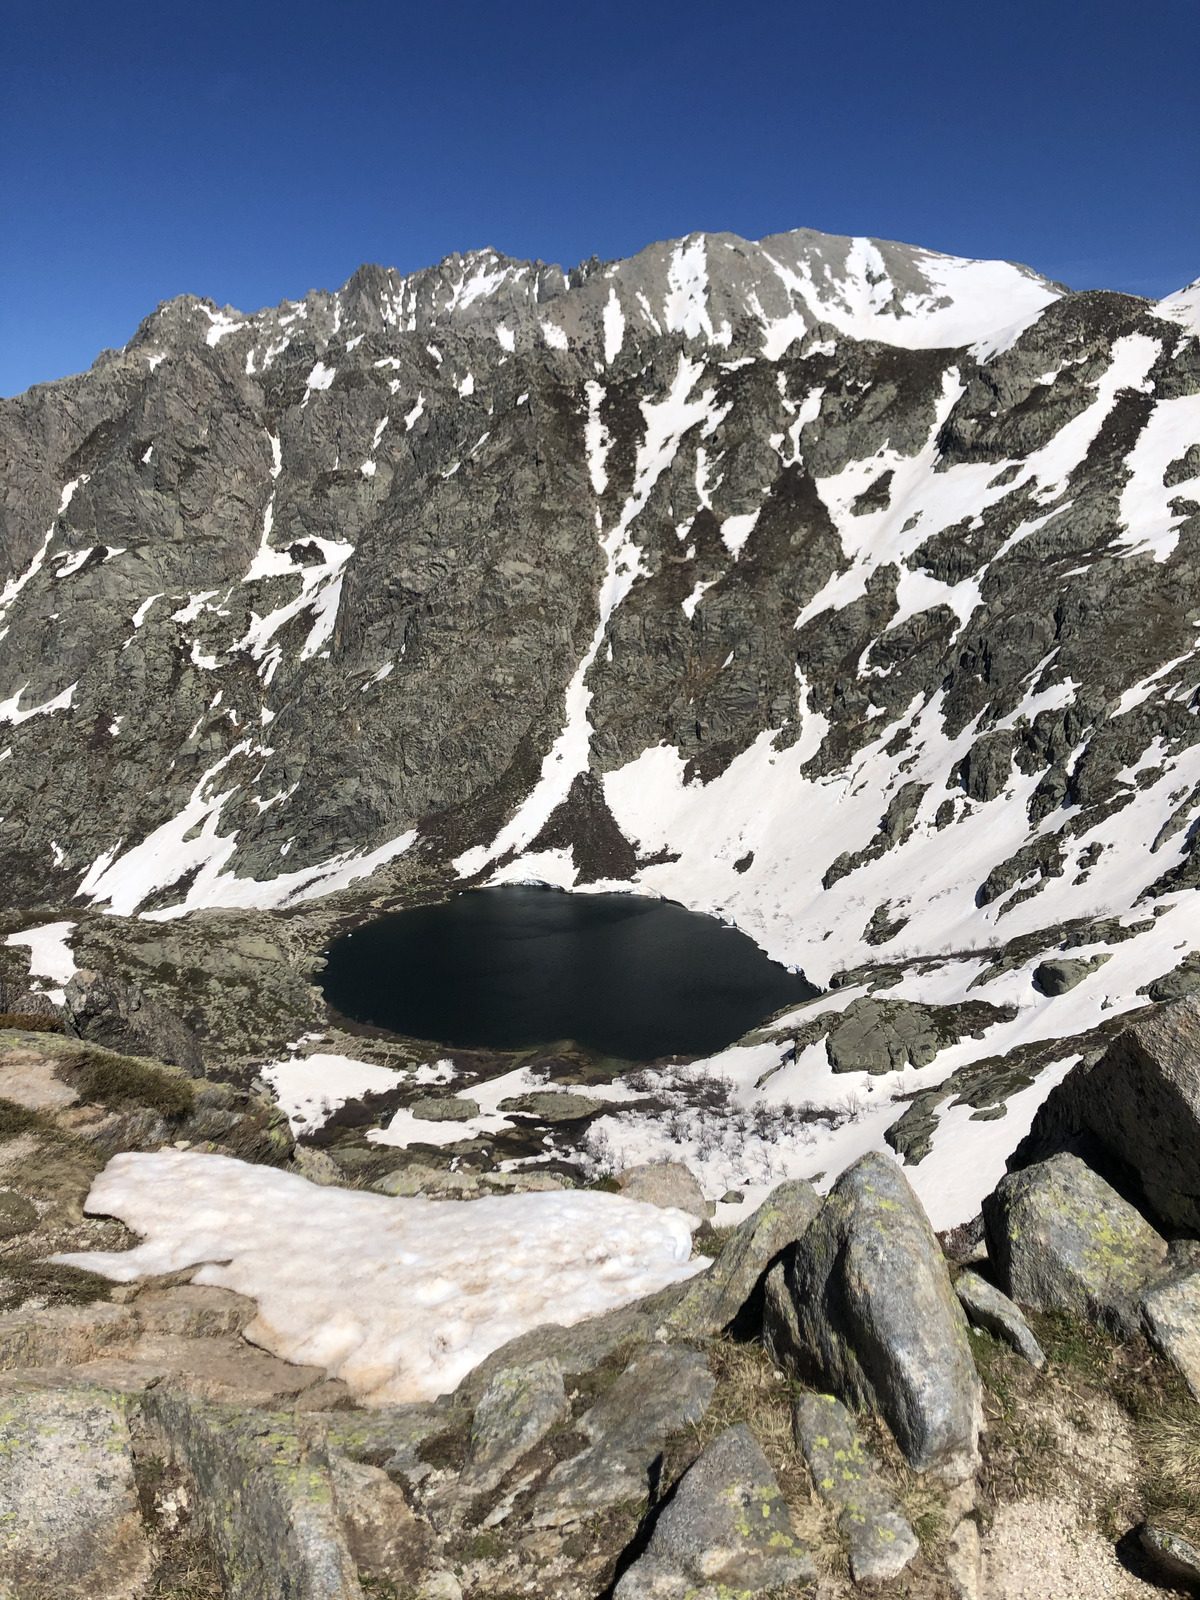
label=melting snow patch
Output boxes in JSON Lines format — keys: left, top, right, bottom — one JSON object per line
{"left": 5, "top": 920, "right": 78, "bottom": 1004}
{"left": 301, "top": 362, "right": 336, "bottom": 407}
{"left": 603, "top": 288, "right": 626, "bottom": 365}
{"left": 0, "top": 681, "right": 77, "bottom": 727}
{"left": 682, "top": 579, "right": 717, "bottom": 620}
{"left": 663, "top": 237, "right": 728, "bottom": 346}
{"left": 203, "top": 310, "right": 244, "bottom": 346}
{"left": 1113, "top": 391, "right": 1200, "bottom": 563}
{"left": 56, "top": 1151, "right": 705, "bottom": 1403}
{"left": 262, "top": 1053, "right": 407, "bottom": 1134}
{"left": 720, "top": 510, "right": 760, "bottom": 558}
{"left": 1154, "top": 279, "right": 1200, "bottom": 339}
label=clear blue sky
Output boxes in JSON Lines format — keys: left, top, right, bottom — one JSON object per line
{"left": 2, "top": 0, "right": 1197, "bottom": 397}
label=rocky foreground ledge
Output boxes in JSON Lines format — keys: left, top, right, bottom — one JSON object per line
{"left": 6, "top": 1005, "right": 1200, "bottom": 1596}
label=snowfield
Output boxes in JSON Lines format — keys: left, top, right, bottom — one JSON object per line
{"left": 57, "top": 1150, "right": 706, "bottom": 1403}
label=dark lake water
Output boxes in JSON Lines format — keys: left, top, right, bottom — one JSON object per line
{"left": 320, "top": 886, "right": 817, "bottom": 1061}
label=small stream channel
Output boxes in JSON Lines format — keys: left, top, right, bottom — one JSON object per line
{"left": 320, "top": 885, "right": 816, "bottom": 1061}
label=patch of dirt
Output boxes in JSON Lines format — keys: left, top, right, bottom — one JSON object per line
{"left": 981, "top": 1495, "right": 1180, "bottom": 1599}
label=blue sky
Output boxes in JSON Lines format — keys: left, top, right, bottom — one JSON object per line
{"left": 2, "top": 0, "right": 1197, "bottom": 396}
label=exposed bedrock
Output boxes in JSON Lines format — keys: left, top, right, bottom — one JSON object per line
{"left": 612, "top": 1423, "right": 815, "bottom": 1597}
{"left": 0, "top": 1385, "right": 152, "bottom": 1600}
{"left": 793, "top": 1391, "right": 919, "bottom": 1582}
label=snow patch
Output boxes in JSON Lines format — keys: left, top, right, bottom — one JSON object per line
{"left": 603, "top": 288, "right": 626, "bottom": 365}
{"left": 262, "top": 1053, "right": 407, "bottom": 1134}
{"left": 1113, "top": 391, "right": 1200, "bottom": 563}
{"left": 57, "top": 1151, "right": 705, "bottom": 1403}
{"left": 1154, "top": 279, "right": 1200, "bottom": 339}
{"left": 0, "top": 681, "right": 77, "bottom": 727}
{"left": 4, "top": 920, "right": 77, "bottom": 1003}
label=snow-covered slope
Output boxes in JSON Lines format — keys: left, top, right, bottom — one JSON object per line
{"left": 2, "top": 225, "right": 1199, "bottom": 1220}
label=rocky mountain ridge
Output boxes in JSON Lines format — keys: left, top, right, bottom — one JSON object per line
{"left": 2, "top": 225, "right": 1200, "bottom": 1214}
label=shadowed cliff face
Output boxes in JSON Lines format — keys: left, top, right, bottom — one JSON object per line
{"left": 0, "top": 228, "right": 1198, "bottom": 1036}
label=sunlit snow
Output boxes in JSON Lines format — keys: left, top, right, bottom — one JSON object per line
{"left": 57, "top": 1151, "right": 706, "bottom": 1402}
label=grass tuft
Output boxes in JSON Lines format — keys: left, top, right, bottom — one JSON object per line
{"left": 0, "top": 1260, "right": 114, "bottom": 1312}
{"left": 0, "top": 1096, "right": 42, "bottom": 1143}
{"left": 76, "top": 1053, "right": 194, "bottom": 1118}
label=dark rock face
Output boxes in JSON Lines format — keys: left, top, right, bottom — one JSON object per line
{"left": 777, "top": 1153, "right": 982, "bottom": 1481}
{"left": 62, "top": 967, "right": 202, "bottom": 1073}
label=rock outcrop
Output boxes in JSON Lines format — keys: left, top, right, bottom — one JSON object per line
{"left": 0, "top": 1384, "right": 152, "bottom": 1600}
{"left": 458, "top": 1359, "right": 568, "bottom": 1496}
{"left": 616, "top": 1162, "right": 709, "bottom": 1221}
{"left": 793, "top": 1391, "right": 919, "bottom": 1581}
{"left": 62, "top": 968, "right": 203, "bottom": 1075}
{"left": 954, "top": 1268, "right": 1046, "bottom": 1368}
{"left": 665, "top": 1176, "right": 820, "bottom": 1338}
{"left": 532, "top": 1345, "right": 715, "bottom": 1527}
{"left": 983, "top": 1151, "right": 1168, "bottom": 1337}
{"left": 613, "top": 1424, "right": 814, "bottom": 1598}
{"left": 773, "top": 1153, "right": 982, "bottom": 1481}
{"left": 139, "top": 1389, "right": 373, "bottom": 1600}
{"left": 1017, "top": 995, "right": 1200, "bottom": 1232}
{"left": 1140, "top": 1270, "right": 1200, "bottom": 1399}
{"left": 7, "top": 1119, "right": 1200, "bottom": 1597}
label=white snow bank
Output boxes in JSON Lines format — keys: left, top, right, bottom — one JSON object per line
{"left": 4, "top": 920, "right": 78, "bottom": 1004}
{"left": 0, "top": 680, "right": 78, "bottom": 727}
{"left": 261, "top": 1052, "right": 407, "bottom": 1134}
{"left": 1114, "top": 390, "right": 1200, "bottom": 562}
{"left": 367, "top": 1063, "right": 547, "bottom": 1148}
{"left": 1154, "top": 279, "right": 1200, "bottom": 338}
{"left": 56, "top": 1151, "right": 706, "bottom": 1403}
